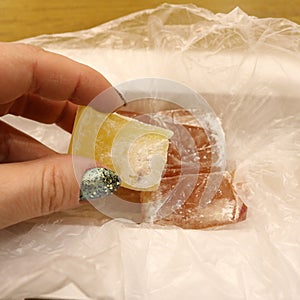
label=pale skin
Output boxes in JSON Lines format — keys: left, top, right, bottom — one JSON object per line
{"left": 0, "top": 42, "right": 118, "bottom": 229}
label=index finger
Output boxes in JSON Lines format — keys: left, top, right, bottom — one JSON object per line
{"left": 0, "top": 43, "right": 123, "bottom": 111}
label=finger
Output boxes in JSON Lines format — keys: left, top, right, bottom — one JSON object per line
{"left": 0, "top": 121, "right": 55, "bottom": 163}
{"left": 8, "top": 94, "right": 78, "bottom": 133}
{"left": 0, "top": 155, "right": 98, "bottom": 229}
{"left": 0, "top": 43, "right": 124, "bottom": 111}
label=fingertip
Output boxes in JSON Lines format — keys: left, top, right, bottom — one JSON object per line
{"left": 31, "top": 47, "right": 112, "bottom": 105}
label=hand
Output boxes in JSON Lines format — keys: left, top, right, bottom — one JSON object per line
{"left": 0, "top": 42, "right": 116, "bottom": 229}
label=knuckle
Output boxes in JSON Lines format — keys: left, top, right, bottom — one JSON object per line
{"left": 40, "top": 162, "right": 66, "bottom": 215}
{"left": 16, "top": 44, "right": 47, "bottom": 93}
{"left": 19, "top": 43, "right": 45, "bottom": 54}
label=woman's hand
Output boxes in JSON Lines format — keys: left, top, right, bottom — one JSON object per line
{"left": 0, "top": 42, "right": 117, "bottom": 229}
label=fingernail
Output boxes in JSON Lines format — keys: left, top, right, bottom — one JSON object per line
{"left": 80, "top": 167, "right": 121, "bottom": 201}
{"left": 90, "top": 87, "right": 126, "bottom": 113}
{"left": 114, "top": 88, "right": 127, "bottom": 106}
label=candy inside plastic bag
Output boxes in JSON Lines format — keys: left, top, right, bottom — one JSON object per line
{"left": 0, "top": 4, "right": 300, "bottom": 299}
{"left": 69, "top": 78, "right": 245, "bottom": 228}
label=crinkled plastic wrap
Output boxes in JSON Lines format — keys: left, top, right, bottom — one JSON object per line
{"left": 1, "top": 3, "right": 300, "bottom": 299}
{"left": 112, "top": 105, "right": 247, "bottom": 228}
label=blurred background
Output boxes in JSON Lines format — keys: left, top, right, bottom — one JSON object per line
{"left": 1, "top": 0, "right": 300, "bottom": 42}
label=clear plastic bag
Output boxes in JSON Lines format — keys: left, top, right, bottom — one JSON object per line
{"left": 69, "top": 78, "right": 244, "bottom": 228}
{"left": 1, "top": 3, "right": 300, "bottom": 299}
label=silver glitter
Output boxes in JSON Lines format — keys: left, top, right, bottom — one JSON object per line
{"left": 80, "top": 167, "right": 121, "bottom": 201}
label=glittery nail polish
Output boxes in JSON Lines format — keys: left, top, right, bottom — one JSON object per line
{"left": 80, "top": 167, "right": 121, "bottom": 201}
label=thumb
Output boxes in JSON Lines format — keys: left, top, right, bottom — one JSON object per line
{"left": 0, "top": 155, "right": 120, "bottom": 229}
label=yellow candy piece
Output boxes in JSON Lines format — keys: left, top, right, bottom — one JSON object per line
{"left": 69, "top": 106, "right": 173, "bottom": 191}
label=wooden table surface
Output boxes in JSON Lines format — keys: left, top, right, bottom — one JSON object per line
{"left": 1, "top": 0, "right": 300, "bottom": 42}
